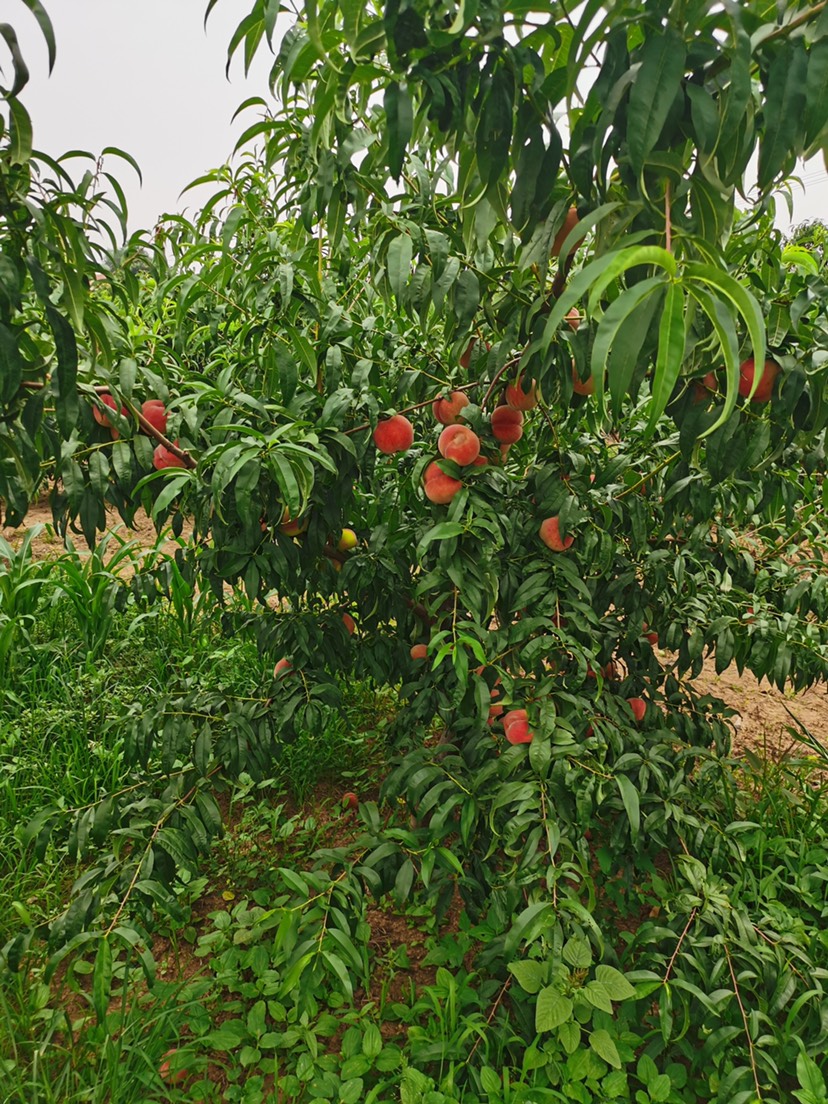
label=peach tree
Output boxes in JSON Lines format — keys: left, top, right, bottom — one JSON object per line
{"left": 3, "top": 0, "right": 828, "bottom": 1097}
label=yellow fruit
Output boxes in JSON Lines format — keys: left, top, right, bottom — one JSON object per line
{"left": 337, "top": 528, "right": 358, "bottom": 552}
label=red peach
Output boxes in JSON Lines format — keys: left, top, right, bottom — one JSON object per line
{"left": 141, "top": 399, "right": 168, "bottom": 435}
{"left": 273, "top": 658, "right": 293, "bottom": 679}
{"left": 93, "top": 392, "right": 127, "bottom": 429}
{"left": 627, "top": 697, "right": 646, "bottom": 723}
{"left": 565, "top": 307, "right": 581, "bottom": 332}
{"left": 505, "top": 720, "right": 534, "bottom": 745}
{"left": 342, "top": 613, "right": 356, "bottom": 635}
{"left": 551, "top": 206, "right": 579, "bottom": 259}
{"left": 738, "top": 358, "right": 779, "bottom": 403}
{"left": 505, "top": 376, "right": 538, "bottom": 411}
{"left": 572, "top": 365, "right": 594, "bottom": 396}
{"left": 539, "top": 517, "right": 574, "bottom": 552}
{"left": 342, "top": 791, "right": 359, "bottom": 811}
{"left": 432, "top": 391, "right": 470, "bottom": 425}
{"left": 438, "top": 424, "right": 481, "bottom": 465}
{"left": 159, "top": 1050, "right": 187, "bottom": 1087}
{"left": 373, "top": 414, "right": 414, "bottom": 454}
{"left": 423, "top": 461, "right": 463, "bottom": 504}
{"left": 410, "top": 644, "right": 428, "bottom": 660}
{"left": 491, "top": 405, "right": 523, "bottom": 444}
{"left": 279, "top": 510, "right": 308, "bottom": 537}
{"left": 152, "top": 442, "right": 187, "bottom": 470}
{"left": 503, "top": 708, "right": 528, "bottom": 731}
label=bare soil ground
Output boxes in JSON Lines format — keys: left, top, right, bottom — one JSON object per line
{"left": 3, "top": 502, "right": 826, "bottom": 759}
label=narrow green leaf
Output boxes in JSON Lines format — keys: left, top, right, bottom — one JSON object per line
{"left": 101, "top": 145, "right": 143, "bottom": 184}
{"left": 386, "top": 233, "right": 412, "bottom": 299}
{"left": 92, "top": 937, "right": 112, "bottom": 1024}
{"left": 758, "top": 41, "right": 808, "bottom": 188}
{"left": 684, "top": 261, "right": 765, "bottom": 406}
{"left": 592, "top": 276, "right": 665, "bottom": 418}
{"left": 539, "top": 245, "right": 676, "bottom": 355}
{"left": 8, "top": 97, "right": 33, "bottom": 165}
{"left": 686, "top": 283, "right": 741, "bottom": 438}
{"left": 628, "top": 28, "right": 686, "bottom": 174}
{"left": 384, "top": 82, "right": 413, "bottom": 180}
{"left": 44, "top": 304, "right": 79, "bottom": 437}
{"left": 477, "top": 69, "right": 514, "bottom": 189}
{"left": 804, "top": 39, "right": 828, "bottom": 148}
{"left": 608, "top": 286, "right": 663, "bottom": 419}
{"left": 616, "top": 773, "right": 640, "bottom": 842}
{"left": 21, "top": 0, "right": 56, "bottom": 72}
{"left": 0, "top": 25, "right": 29, "bottom": 95}
{"left": 646, "top": 281, "right": 687, "bottom": 435}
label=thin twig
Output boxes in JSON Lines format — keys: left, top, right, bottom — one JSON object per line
{"left": 468, "top": 977, "right": 511, "bottom": 1063}
{"left": 343, "top": 379, "right": 485, "bottom": 436}
{"left": 662, "top": 907, "right": 697, "bottom": 983}
{"left": 665, "top": 181, "right": 672, "bottom": 254}
{"left": 724, "top": 941, "right": 762, "bottom": 1100}
{"left": 480, "top": 356, "right": 523, "bottom": 410}
{"left": 19, "top": 378, "right": 197, "bottom": 469}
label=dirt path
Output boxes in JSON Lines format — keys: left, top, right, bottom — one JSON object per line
{"left": 3, "top": 504, "right": 826, "bottom": 759}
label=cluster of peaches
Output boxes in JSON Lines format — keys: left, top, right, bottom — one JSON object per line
{"left": 373, "top": 371, "right": 576, "bottom": 553}
{"left": 92, "top": 392, "right": 185, "bottom": 469}
{"left": 409, "top": 641, "right": 652, "bottom": 746}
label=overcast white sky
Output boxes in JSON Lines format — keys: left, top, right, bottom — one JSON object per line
{"left": 5, "top": 0, "right": 827, "bottom": 235}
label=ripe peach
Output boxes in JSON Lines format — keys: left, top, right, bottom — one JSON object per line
{"left": 374, "top": 414, "right": 414, "bottom": 454}
{"left": 438, "top": 424, "right": 481, "bottom": 465}
{"left": 410, "top": 643, "right": 428, "bottom": 660}
{"left": 488, "top": 703, "right": 505, "bottom": 722}
{"left": 505, "top": 375, "right": 538, "bottom": 411}
{"left": 342, "top": 613, "right": 356, "bottom": 635}
{"left": 551, "top": 206, "right": 579, "bottom": 259}
{"left": 141, "top": 399, "right": 167, "bottom": 435}
{"left": 504, "top": 709, "right": 533, "bottom": 745}
{"left": 565, "top": 307, "right": 581, "bottom": 332}
{"left": 279, "top": 511, "right": 308, "bottom": 537}
{"left": 491, "top": 405, "right": 523, "bottom": 444}
{"left": 432, "top": 391, "right": 469, "bottom": 425}
{"left": 539, "top": 517, "right": 574, "bottom": 552}
{"left": 738, "top": 358, "right": 779, "bottom": 403}
{"left": 572, "top": 365, "right": 594, "bottom": 396}
{"left": 423, "top": 461, "right": 463, "bottom": 504}
{"left": 691, "top": 371, "right": 717, "bottom": 404}
{"left": 273, "top": 658, "right": 293, "bottom": 679}
{"left": 93, "top": 393, "right": 127, "bottom": 430}
{"left": 159, "top": 1050, "right": 187, "bottom": 1087}
{"left": 627, "top": 697, "right": 646, "bottom": 723}
{"left": 152, "top": 442, "right": 187, "bottom": 470}
{"left": 503, "top": 709, "right": 527, "bottom": 731}
{"left": 342, "top": 791, "right": 359, "bottom": 811}
{"left": 642, "top": 623, "right": 658, "bottom": 646}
